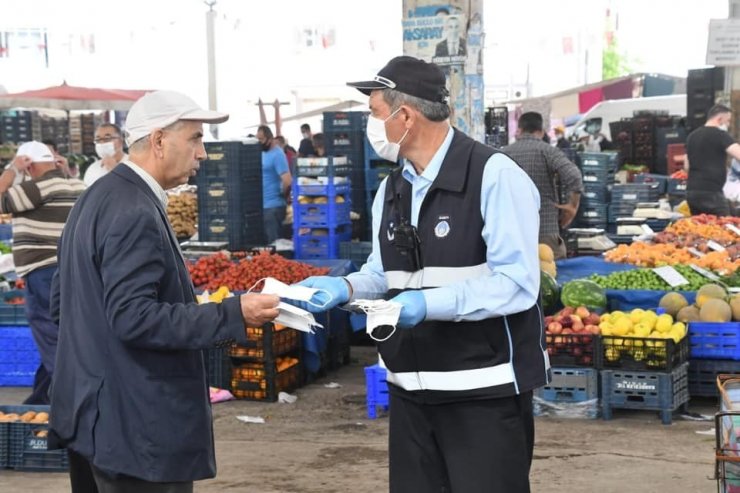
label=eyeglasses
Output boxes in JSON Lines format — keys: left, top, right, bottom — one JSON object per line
{"left": 93, "top": 136, "right": 120, "bottom": 144}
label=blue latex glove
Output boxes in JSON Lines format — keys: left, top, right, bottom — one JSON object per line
{"left": 293, "top": 276, "right": 350, "bottom": 313}
{"left": 390, "top": 290, "right": 427, "bottom": 329}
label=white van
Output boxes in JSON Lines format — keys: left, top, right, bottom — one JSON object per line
{"left": 569, "top": 95, "right": 686, "bottom": 141}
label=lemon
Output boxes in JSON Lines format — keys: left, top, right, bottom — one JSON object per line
{"left": 600, "top": 313, "right": 612, "bottom": 323}
{"left": 605, "top": 347, "right": 620, "bottom": 362}
{"left": 599, "top": 322, "right": 614, "bottom": 336}
{"left": 671, "top": 322, "right": 686, "bottom": 339}
{"left": 612, "top": 317, "right": 633, "bottom": 336}
{"left": 632, "top": 349, "right": 646, "bottom": 361}
{"left": 655, "top": 314, "right": 673, "bottom": 333}
{"left": 611, "top": 311, "right": 626, "bottom": 321}
{"left": 630, "top": 309, "right": 645, "bottom": 324}
{"left": 633, "top": 323, "right": 651, "bottom": 338}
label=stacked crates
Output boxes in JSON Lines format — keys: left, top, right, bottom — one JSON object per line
{"left": 598, "top": 335, "right": 690, "bottom": 424}
{"left": 0, "top": 325, "right": 37, "bottom": 387}
{"left": 0, "top": 111, "right": 40, "bottom": 144}
{"left": 323, "top": 111, "right": 369, "bottom": 238}
{"left": 607, "top": 183, "right": 661, "bottom": 229}
{"left": 364, "top": 364, "right": 389, "bottom": 419}
{"left": 0, "top": 405, "right": 68, "bottom": 472}
{"left": 69, "top": 113, "right": 102, "bottom": 155}
{"left": 687, "top": 322, "right": 740, "bottom": 398}
{"left": 40, "top": 116, "right": 70, "bottom": 154}
{"left": 293, "top": 157, "right": 352, "bottom": 259}
{"left": 196, "top": 141, "right": 265, "bottom": 250}
{"left": 534, "top": 368, "right": 600, "bottom": 419}
{"left": 229, "top": 324, "right": 303, "bottom": 402}
{"left": 574, "top": 152, "right": 618, "bottom": 230}
{"left": 364, "top": 140, "right": 397, "bottom": 240}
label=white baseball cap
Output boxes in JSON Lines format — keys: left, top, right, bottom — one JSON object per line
{"left": 16, "top": 141, "right": 54, "bottom": 163}
{"left": 124, "top": 90, "right": 229, "bottom": 146}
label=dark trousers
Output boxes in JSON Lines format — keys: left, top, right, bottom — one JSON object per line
{"left": 23, "top": 265, "right": 59, "bottom": 405}
{"left": 68, "top": 448, "right": 193, "bottom": 493}
{"left": 389, "top": 391, "right": 534, "bottom": 493}
{"left": 263, "top": 205, "right": 286, "bottom": 244}
{"left": 687, "top": 190, "right": 731, "bottom": 217}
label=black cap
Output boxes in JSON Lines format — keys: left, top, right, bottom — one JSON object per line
{"left": 347, "top": 56, "right": 449, "bottom": 104}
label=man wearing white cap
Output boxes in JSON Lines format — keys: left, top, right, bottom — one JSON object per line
{"left": 0, "top": 141, "right": 85, "bottom": 405}
{"left": 49, "top": 91, "right": 281, "bottom": 493}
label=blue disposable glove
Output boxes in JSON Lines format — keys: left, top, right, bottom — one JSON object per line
{"left": 293, "top": 276, "right": 350, "bottom": 313}
{"left": 390, "top": 290, "right": 427, "bottom": 329}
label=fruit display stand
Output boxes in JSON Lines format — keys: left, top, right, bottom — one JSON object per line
{"left": 0, "top": 405, "right": 68, "bottom": 472}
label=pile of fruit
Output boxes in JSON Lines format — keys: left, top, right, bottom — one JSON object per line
{"left": 604, "top": 242, "right": 740, "bottom": 274}
{"left": 167, "top": 192, "right": 198, "bottom": 239}
{"left": 661, "top": 284, "right": 740, "bottom": 323}
{"left": 0, "top": 409, "right": 49, "bottom": 423}
{"left": 539, "top": 244, "right": 556, "bottom": 278}
{"left": 664, "top": 215, "right": 740, "bottom": 244}
{"left": 544, "top": 306, "right": 601, "bottom": 366}
{"left": 589, "top": 265, "right": 709, "bottom": 291}
{"left": 560, "top": 279, "right": 607, "bottom": 312}
{"left": 296, "top": 195, "right": 345, "bottom": 204}
{"left": 188, "top": 251, "right": 329, "bottom": 291}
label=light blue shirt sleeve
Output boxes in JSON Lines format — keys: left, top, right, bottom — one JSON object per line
{"left": 423, "top": 153, "right": 542, "bottom": 321}
{"left": 344, "top": 179, "right": 389, "bottom": 300}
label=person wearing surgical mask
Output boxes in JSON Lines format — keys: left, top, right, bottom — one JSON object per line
{"left": 83, "top": 123, "right": 127, "bottom": 187}
{"left": 292, "top": 56, "right": 547, "bottom": 492}
{"left": 686, "top": 104, "right": 740, "bottom": 216}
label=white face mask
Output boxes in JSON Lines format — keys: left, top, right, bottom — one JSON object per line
{"left": 720, "top": 124, "right": 729, "bottom": 132}
{"left": 95, "top": 141, "right": 117, "bottom": 159}
{"left": 366, "top": 108, "right": 410, "bottom": 162}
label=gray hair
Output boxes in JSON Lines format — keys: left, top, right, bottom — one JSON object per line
{"left": 382, "top": 88, "right": 450, "bottom": 122}
{"left": 127, "top": 120, "right": 187, "bottom": 153}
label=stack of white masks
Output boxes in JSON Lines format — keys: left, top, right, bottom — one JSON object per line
{"left": 349, "top": 299, "right": 402, "bottom": 342}
{"left": 253, "top": 277, "right": 327, "bottom": 333}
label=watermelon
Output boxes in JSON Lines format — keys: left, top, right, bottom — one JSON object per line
{"left": 540, "top": 271, "right": 560, "bottom": 315}
{"left": 560, "top": 279, "right": 607, "bottom": 312}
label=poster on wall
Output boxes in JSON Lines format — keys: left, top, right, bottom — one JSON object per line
{"left": 401, "top": 0, "right": 484, "bottom": 141}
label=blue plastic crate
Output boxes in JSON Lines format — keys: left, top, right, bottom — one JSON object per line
{"left": 579, "top": 152, "right": 619, "bottom": 171}
{"left": 365, "top": 163, "right": 396, "bottom": 192}
{"left": 0, "top": 405, "right": 65, "bottom": 470}
{"left": 295, "top": 200, "right": 351, "bottom": 227}
{"left": 582, "top": 184, "right": 609, "bottom": 203}
{"left": 581, "top": 168, "right": 615, "bottom": 186}
{"left": 633, "top": 173, "right": 668, "bottom": 194}
{"left": 0, "top": 225, "right": 11, "bottom": 242}
{"left": 601, "top": 362, "right": 689, "bottom": 425}
{"left": 293, "top": 225, "right": 352, "bottom": 259}
{"left": 667, "top": 178, "right": 687, "bottom": 195}
{"left": 536, "top": 367, "right": 599, "bottom": 402}
{"left": 608, "top": 203, "right": 637, "bottom": 223}
{"left": 577, "top": 203, "right": 607, "bottom": 221}
{"left": 322, "top": 111, "right": 368, "bottom": 132}
{"left": 364, "top": 364, "right": 389, "bottom": 419}
{"left": 689, "top": 322, "right": 740, "bottom": 361}
{"left": 294, "top": 181, "right": 351, "bottom": 197}
{"left": 688, "top": 359, "right": 740, "bottom": 397}
{"left": 324, "top": 132, "right": 365, "bottom": 157}
{"left": 296, "top": 157, "right": 352, "bottom": 177}
{"left": 198, "top": 210, "right": 265, "bottom": 251}
{"left": 339, "top": 241, "right": 372, "bottom": 268}
{"left": 610, "top": 184, "right": 660, "bottom": 203}
{"left": 0, "top": 325, "right": 37, "bottom": 387}
{"left": 200, "top": 141, "right": 262, "bottom": 180}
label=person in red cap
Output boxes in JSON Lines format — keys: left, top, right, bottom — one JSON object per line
{"left": 293, "top": 56, "right": 549, "bottom": 493}
{"left": 50, "top": 90, "right": 280, "bottom": 493}
{"left": 0, "top": 141, "right": 85, "bottom": 406}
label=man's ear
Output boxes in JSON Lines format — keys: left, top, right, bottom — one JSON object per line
{"left": 151, "top": 130, "right": 165, "bottom": 158}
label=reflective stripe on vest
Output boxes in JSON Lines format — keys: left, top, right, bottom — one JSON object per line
{"left": 385, "top": 262, "right": 490, "bottom": 290}
{"left": 382, "top": 349, "right": 550, "bottom": 392}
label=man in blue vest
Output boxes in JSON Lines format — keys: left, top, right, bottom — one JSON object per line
{"left": 295, "top": 56, "right": 550, "bottom": 492}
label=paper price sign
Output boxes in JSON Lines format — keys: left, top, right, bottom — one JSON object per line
{"left": 689, "top": 263, "right": 720, "bottom": 281}
{"left": 687, "top": 247, "right": 706, "bottom": 258}
{"left": 707, "top": 240, "right": 726, "bottom": 252}
{"left": 726, "top": 223, "right": 740, "bottom": 236}
{"left": 652, "top": 266, "right": 690, "bottom": 288}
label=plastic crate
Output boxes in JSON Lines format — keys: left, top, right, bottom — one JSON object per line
{"left": 608, "top": 203, "right": 637, "bottom": 223}
{"left": 688, "top": 359, "right": 740, "bottom": 397}
{"left": 610, "top": 184, "right": 660, "bottom": 203}
{"left": 0, "top": 325, "right": 38, "bottom": 386}
{"left": 365, "top": 164, "right": 395, "bottom": 192}
{"left": 294, "top": 199, "right": 351, "bottom": 228}
{"left": 294, "top": 225, "right": 352, "bottom": 259}
{"left": 198, "top": 210, "right": 265, "bottom": 251}
{"left": 536, "top": 367, "right": 599, "bottom": 402}
{"left": 546, "top": 333, "right": 598, "bottom": 367}
{"left": 596, "top": 335, "right": 689, "bottom": 372}
{"left": 229, "top": 325, "right": 300, "bottom": 361}
{"left": 322, "top": 111, "right": 368, "bottom": 132}
{"left": 200, "top": 141, "right": 262, "bottom": 180}
{"left": 294, "top": 181, "right": 351, "bottom": 197}
{"left": 364, "top": 364, "right": 389, "bottom": 419}
{"left": 296, "top": 157, "right": 351, "bottom": 177}
{"left": 0, "top": 405, "right": 67, "bottom": 471}
{"left": 324, "top": 310, "right": 351, "bottom": 371}
{"left": 579, "top": 152, "right": 619, "bottom": 171}
{"left": 206, "top": 346, "right": 231, "bottom": 390}
{"left": 0, "top": 224, "right": 11, "bottom": 242}
{"left": 689, "top": 323, "right": 740, "bottom": 361}
{"left": 230, "top": 358, "right": 302, "bottom": 402}
{"left": 577, "top": 203, "right": 607, "bottom": 221}
{"left": 581, "top": 168, "right": 614, "bottom": 186}
{"left": 582, "top": 184, "right": 609, "bottom": 204}
{"left": 633, "top": 174, "right": 668, "bottom": 194}
{"left": 601, "top": 363, "right": 689, "bottom": 424}
{"left": 339, "top": 241, "right": 373, "bottom": 268}
{"left": 324, "top": 133, "right": 365, "bottom": 157}
{"left": 667, "top": 178, "right": 687, "bottom": 195}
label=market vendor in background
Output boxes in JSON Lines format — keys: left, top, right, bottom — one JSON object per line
{"left": 83, "top": 123, "right": 127, "bottom": 186}
{"left": 294, "top": 56, "right": 549, "bottom": 493}
{"left": 554, "top": 125, "right": 571, "bottom": 150}
{"left": 257, "top": 125, "right": 292, "bottom": 244}
{"left": 686, "top": 104, "right": 740, "bottom": 216}
{"left": 0, "top": 141, "right": 85, "bottom": 405}
{"left": 504, "top": 112, "right": 583, "bottom": 259}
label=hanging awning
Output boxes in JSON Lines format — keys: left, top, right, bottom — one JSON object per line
{"left": 0, "top": 82, "right": 152, "bottom": 111}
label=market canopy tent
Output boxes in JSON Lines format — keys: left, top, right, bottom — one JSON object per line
{"left": 0, "top": 82, "right": 151, "bottom": 111}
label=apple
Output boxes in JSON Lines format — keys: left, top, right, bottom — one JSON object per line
{"left": 585, "top": 314, "right": 601, "bottom": 326}
{"left": 560, "top": 317, "right": 573, "bottom": 329}
{"left": 562, "top": 328, "right": 574, "bottom": 335}
{"left": 548, "top": 322, "right": 562, "bottom": 335}
{"left": 588, "top": 325, "right": 601, "bottom": 335}
{"left": 561, "top": 307, "right": 575, "bottom": 317}
{"left": 570, "top": 315, "right": 582, "bottom": 325}
{"left": 575, "top": 306, "right": 590, "bottom": 319}
{"left": 584, "top": 325, "right": 598, "bottom": 336}
{"left": 572, "top": 321, "right": 585, "bottom": 333}
{"left": 544, "top": 316, "right": 554, "bottom": 325}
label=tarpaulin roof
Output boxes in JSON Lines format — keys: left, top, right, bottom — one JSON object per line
{"left": 0, "top": 82, "right": 152, "bottom": 111}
